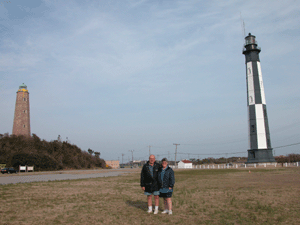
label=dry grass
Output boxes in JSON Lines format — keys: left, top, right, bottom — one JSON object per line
{"left": 0, "top": 167, "right": 300, "bottom": 225}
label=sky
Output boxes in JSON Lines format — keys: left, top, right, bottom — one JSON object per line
{"left": 1, "top": 0, "right": 299, "bottom": 162}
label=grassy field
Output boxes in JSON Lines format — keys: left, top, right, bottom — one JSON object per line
{"left": 0, "top": 167, "right": 299, "bottom": 225}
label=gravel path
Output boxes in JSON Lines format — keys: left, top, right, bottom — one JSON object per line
{"left": 0, "top": 169, "right": 137, "bottom": 185}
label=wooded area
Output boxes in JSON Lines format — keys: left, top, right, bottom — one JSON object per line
{"left": 0, "top": 133, "right": 106, "bottom": 171}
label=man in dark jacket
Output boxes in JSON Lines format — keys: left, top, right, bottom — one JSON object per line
{"left": 140, "top": 154, "right": 161, "bottom": 214}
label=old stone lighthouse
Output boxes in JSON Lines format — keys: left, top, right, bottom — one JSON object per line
{"left": 12, "top": 83, "right": 31, "bottom": 137}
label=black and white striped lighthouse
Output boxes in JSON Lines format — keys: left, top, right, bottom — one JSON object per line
{"left": 243, "top": 33, "right": 275, "bottom": 163}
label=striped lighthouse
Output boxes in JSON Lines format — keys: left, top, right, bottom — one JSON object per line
{"left": 242, "top": 33, "right": 275, "bottom": 163}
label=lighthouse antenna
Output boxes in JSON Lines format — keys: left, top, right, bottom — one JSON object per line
{"left": 240, "top": 12, "right": 246, "bottom": 38}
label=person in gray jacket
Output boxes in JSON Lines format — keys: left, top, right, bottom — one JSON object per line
{"left": 158, "top": 158, "right": 175, "bottom": 215}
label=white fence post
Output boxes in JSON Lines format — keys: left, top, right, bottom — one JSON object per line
{"left": 285, "top": 162, "right": 288, "bottom": 167}
{"left": 245, "top": 164, "right": 247, "bottom": 168}
{"left": 297, "top": 162, "right": 299, "bottom": 167}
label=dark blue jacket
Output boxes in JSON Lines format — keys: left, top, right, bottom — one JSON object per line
{"left": 158, "top": 166, "right": 175, "bottom": 190}
{"left": 140, "top": 161, "right": 161, "bottom": 192}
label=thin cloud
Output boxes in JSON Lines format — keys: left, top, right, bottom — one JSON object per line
{"left": 0, "top": 0, "right": 299, "bottom": 160}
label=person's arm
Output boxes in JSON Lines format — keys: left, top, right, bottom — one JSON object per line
{"left": 140, "top": 165, "right": 146, "bottom": 190}
{"left": 169, "top": 169, "right": 175, "bottom": 189}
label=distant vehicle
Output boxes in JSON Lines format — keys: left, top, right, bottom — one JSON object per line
{"left": 1, "top": 168, "right": 18, "bottom": 174}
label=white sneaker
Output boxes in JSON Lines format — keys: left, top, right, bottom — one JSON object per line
{"left": 147, "top": 209, "right": 152, "bottom": 213}
{"left": 161, "top": 210, "right": 169, "bottom": 214}
{"left": 154, "top": 209, "right": 159, "bottom": 214}
{"left": 168, "top": 210, "right": 172, "bottom": 215}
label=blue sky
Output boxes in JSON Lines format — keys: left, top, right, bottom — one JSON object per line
{"left": 1, "top": 0, "right": 299, "bottom": 162}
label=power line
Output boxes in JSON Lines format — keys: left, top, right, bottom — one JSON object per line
{"left": 151, "top": 145, "right": 173, "bottom": 148}
{"left": 124, "top": 141, "right": 300, "bottom": 162}
{"left": 273, "top": 142, "right": 300, "bottom": 149}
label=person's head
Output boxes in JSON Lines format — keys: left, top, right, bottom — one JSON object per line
{"left": 161, "top": 158, "right": 168, "bottom": 168}
{"left": 149, "top": 155, "right": 156, "bottom": 164}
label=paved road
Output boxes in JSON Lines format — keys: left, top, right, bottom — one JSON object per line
{"left": 0, "top": 169, "right": 136, "bottom": 185}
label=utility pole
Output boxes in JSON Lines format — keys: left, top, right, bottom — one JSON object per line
{"left": 226, "top": 153, "right": 228, "bottom": 165}
{"left": 173, "top": 143, "right": 180, "bottom": 167}
{"left": 122, "top": 153, "right": 124, "bottom": 166}
{"left": 129, "top": 150, "right": 134, "bottom": 168}
{"left": 148, "top": 145, "right": 152, "bottom": 157}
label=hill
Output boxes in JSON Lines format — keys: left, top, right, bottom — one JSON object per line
{"left": 0, "top": 133, "right": 106, "bottom": 171}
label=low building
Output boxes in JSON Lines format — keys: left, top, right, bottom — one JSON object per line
{"left": 105, "top": 160, "right": 120, "bottom": 169}
{"left": 178, "top": 160, "right": 193, "bottom": 169}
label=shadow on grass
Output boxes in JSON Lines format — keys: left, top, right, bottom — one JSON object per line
{"left": 126, "top": 200, "right": 148, "bottom": 211}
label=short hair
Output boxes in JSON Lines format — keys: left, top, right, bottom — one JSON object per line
{"left": 161, "top": 158, "right": 168, "bottom": 162}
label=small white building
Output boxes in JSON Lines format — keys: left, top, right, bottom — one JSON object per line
{"left": 178, "top": 160, "right": 193, "bottom": 169}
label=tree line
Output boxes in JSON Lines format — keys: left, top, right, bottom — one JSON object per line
{"left": 189, "top": 157, "right": 248, "bottom": 164}
{"left": 188, "top": 155, "right": 300, "bottom": 164}
{"left": 0, "top": 133, "right": 106, "bottom": 171}
{"left": 275, "top": 154, "right": 300, "bottom": 163}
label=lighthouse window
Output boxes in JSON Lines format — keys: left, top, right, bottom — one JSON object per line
{"left": 23, "top": 98, "right": 27, "bottom": 101}
{"left": 251, "top": 125, "right": 255, "bottom": 133}
{"left": 23, "top": 110, "right": 27, "bottom": 113}
{"left": 249, "top": 96, "right": 253, "bottom": 103}
{"left": 23, "top": 125, "right": 26, "bottom": 128}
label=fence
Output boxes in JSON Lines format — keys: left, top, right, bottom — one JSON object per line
{"left": 170, "top": 162, "right": 300, "bottom": 169}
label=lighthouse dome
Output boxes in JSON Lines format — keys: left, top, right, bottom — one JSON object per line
{"left": 18, "top": 83, "right": 28, "bottom": 92}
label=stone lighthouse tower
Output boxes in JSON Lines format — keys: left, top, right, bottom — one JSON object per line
{"left": 243, "top": 33, "right": 275, "bottom": 163}
{"left": 12, "top": 83, "right": 31, "bottom": 137}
